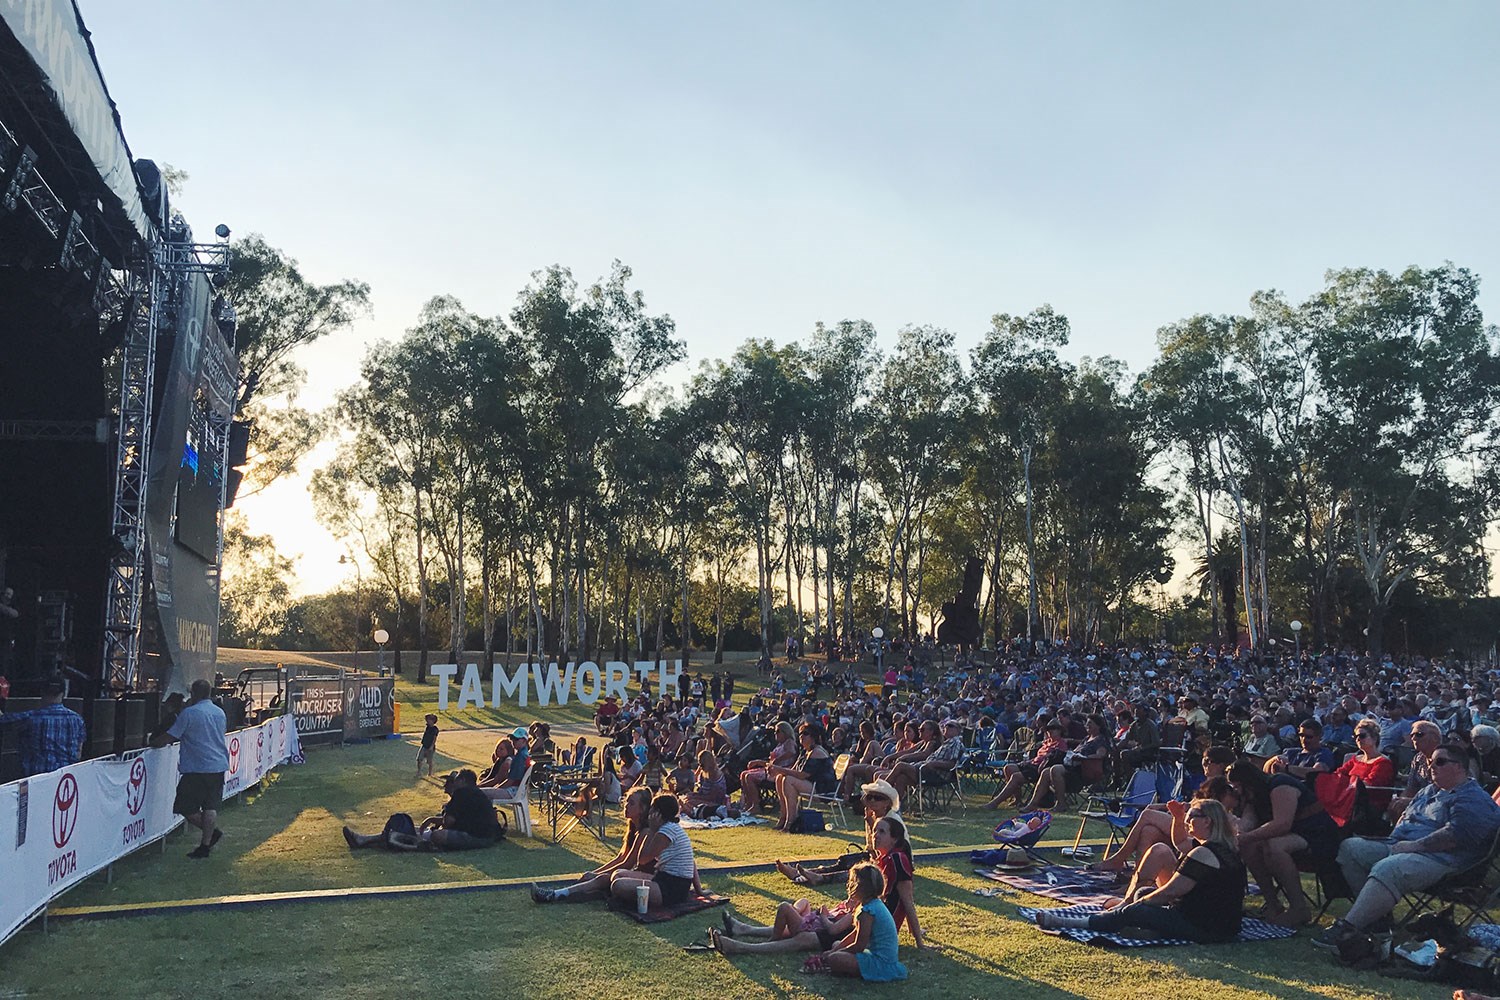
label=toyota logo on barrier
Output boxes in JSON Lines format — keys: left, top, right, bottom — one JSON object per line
{"left": 53, "top": 773, "right": 79, "bottom": 848}
{"left": 228, "top": 736, "right": 241, "bottom": 775}
{"left": 126, "top": 758, "right": 149, "bottom": 817}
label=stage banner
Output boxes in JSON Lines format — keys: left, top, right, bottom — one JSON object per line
{"left": 141, "top": 269, "right": 220, "bottom": 696}
{"left": 343, "top": 677, "right": 395, "bottom": 740}
{"left": 0, "top": 0, "right": 153, "bottom": 240}
{"left": 288, "top": 677, "right": 345, "bottom": 746}
{"left": 0, "top": 745, "right": 181, "bottom": 945}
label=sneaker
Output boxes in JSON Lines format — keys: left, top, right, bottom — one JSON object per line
{"left": 529, "top": 883, "right": 552, "bottom": 904}
{"left": 342, "top": 826, "right": 360, "bottom": 849}
{"left": 187, "top": 845, "right": 212, "bottom": 860}
{"left": 1311, "top": 920, "right": 1354, "bottom": 951}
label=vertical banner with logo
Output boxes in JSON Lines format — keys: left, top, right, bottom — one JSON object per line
{"left": 343, "top": 677, "right": 395, "bottom": 740}
{"left": 0, "top": 715, "right": 303, "bottom": 946}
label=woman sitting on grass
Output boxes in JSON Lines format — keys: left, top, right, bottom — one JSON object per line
{"left": 808, "top": 862, "right": 908, "bottom": 981}
{"left": 682, "top": 749, "right": 728, "bottom": 815}
{"left": 530, "top": 787, "right": 654, "bottom": 903}
{"left": 609, "top": 793, "right": 701, "bottom": 909}
{"left": 1090, "top": 771, "right": 1240, "bottom": 874}
{"left": 1036, "top": 799, "right": 1245, "bottom": 942}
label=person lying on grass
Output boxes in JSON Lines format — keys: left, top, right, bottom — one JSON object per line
{"left": 532, "top": 787, "right": 654, "bottom": 903}
{"left": 343, "top": 769, "right": 502, "bottom": 851}
{"left": 775, "top": 779, "right": 901, "bottom": 887}
{"left": 1035, "top": 799, "right": 1246, "bottom": 943}
{"left": 609, "top": 792, "right": 702, "bottom": 909}
{"left": 804, "top": 863, "right": 908, "bottom": 981}
{"left": 716, "top": 815, "right": 934, "bottom": 954}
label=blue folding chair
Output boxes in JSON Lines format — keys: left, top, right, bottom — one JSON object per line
{"left": 1069, "top": 767, "right": 1160, "bottom": 858}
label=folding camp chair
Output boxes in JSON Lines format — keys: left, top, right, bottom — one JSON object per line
{"left": 797, "top": 753, "right": 851, "bottom": 828}
{"left": 1396, "top": 826, "right": 1500, "bottom": 931}
{"left": 1068, "top": 767, "right": 1159, "bottom": 858}
{"left": 916, "top": 762, "right": 965, "bottom": 816}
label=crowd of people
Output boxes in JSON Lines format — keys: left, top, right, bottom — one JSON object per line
{"left": 342, "top": 636, "right": 1500, "bottom": 982}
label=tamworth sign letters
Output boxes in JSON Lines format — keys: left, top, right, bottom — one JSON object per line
{"left": 432, "top": 660, "right": 688, "bottom": 711}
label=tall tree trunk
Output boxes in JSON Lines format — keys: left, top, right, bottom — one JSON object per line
{"left": 1023, "top": 443, "right": 1039, "bottom": 642}
{"left": 415, "top": 490, "right": 429, "bottom": 682}
{"left": 481, "top": 537, "right": 494, "bottom": 670}
{"left": 680, "top": 534, "right": 692, "bottom": 667}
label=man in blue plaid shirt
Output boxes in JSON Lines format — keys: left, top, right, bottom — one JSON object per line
{"left": 0, "top": 673, "right": 86, "bottom": 776}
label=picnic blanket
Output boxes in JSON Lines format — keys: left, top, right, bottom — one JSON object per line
{"left": 976, "top": 866, "right": 1129, "bottom": 908}
{"left": 977, "top": 864, "right": 1263, "bottom": 908}
{"left": 613, "top": 890, "right": 732, "bottom": 924}
{"left": 680, "top": 814, "right": 768, "bottom": 830}
{"left": 1015, "top": 903, "right": 1298, "bottom": 948}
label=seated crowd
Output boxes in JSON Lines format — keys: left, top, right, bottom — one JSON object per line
{"left": 352, "top": 636, "right": 1500, "bottom": 978}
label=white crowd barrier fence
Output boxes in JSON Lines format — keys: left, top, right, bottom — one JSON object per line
{"left": 0, "top": 713, "right": 302, "bottom": 946}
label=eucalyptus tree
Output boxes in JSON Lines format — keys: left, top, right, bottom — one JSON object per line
{"left": 971, "top": 305, "right": 1071, "bottom": 642}
{"left": 803, "top": 321, "right": 881, "bottom": 643}
{"left": 695, "top": 339, "right": 806, "bottom": 657}
{"left": 223, "top": 234, "right": 371, "bottom": 494}
{"left": 1308, "top": 264, "right": 1500, "bottom": 656}
{"left": 868, "top": 325, "right": 965, "bottom": 637}
{"left": 507, "top": 262, "right": 683, "bottom": 657}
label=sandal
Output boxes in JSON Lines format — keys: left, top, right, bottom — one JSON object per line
{"left": 683, "top": 943, "right": 715, "bottom": 954}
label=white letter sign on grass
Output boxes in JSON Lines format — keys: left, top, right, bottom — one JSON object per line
{"left": 492, "top": 663, "right": 529, "bottom": 707}
{"left": 431, "top": 660, "right": 683, "bottom": 712}
{"left": 431, "top": 664, "right": 457, "bottom": 710}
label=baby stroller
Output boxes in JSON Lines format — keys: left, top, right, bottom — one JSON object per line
{"left": 991, "top": 809, "right": 1053, "bottom": 865}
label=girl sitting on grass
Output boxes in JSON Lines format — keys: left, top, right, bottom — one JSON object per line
{"left": 807, "top": 862, "right": 907, "bottom": 981}
{"left": 531, "top": 787, "right": 654, "bottom": 903}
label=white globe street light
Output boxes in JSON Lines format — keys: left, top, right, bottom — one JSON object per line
{"left": 1290, "top": 620, "right": 1302, "bottom": 659}
{"left": 373, "top": 628, "right": 390, "bottom": 675}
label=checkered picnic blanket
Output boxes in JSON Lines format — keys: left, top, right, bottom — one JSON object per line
{"left": 1015, "top": 903, "right": 1298, "bottom": 948}
{"left": 976, "top": 866, "right": 1129, "bottom": 907}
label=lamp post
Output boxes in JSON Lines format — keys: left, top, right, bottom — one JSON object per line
{"left": 871, "top": 627, "right": 885, "bottom": 673}
{"left": 374, "top": 628, "right": 389, "bottom": 676}
{"left": 1290, "top": 620, "right": 1302, "bottom": 660}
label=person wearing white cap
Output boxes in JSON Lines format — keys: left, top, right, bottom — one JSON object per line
{"left": 774, "top": 778, "right": 902, "bottom": 887}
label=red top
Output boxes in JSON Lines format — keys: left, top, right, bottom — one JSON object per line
{"left": 1318, "top": 753, "right": 1396, "bottom": 825}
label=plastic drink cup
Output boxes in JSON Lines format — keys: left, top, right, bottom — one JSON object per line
{"left": 635, "top": 883, "right": 650, "bottom": 914}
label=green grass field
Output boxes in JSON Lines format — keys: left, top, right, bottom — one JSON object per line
{"left": 0, "top": 662, "right": 1447, "bottom": 999}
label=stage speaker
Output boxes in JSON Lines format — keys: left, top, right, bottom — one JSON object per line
{"left": 88, "top": 698, "right": 115, "bottom": 761}
{"left": 225, "top": 468, "right": 243, "bottom": 509}
{"left": 116, "top": 697, "right": 146, "bottom": 754}
{"left": 228, "top": 419, "right": 251, "bottom": 468}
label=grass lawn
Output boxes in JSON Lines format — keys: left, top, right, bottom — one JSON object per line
{"left": 0, "top": 655, "right": 1446, "bottom": 998}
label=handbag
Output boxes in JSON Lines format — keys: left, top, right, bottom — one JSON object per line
{"left": 790, "top": 808, "right": 826, "bottom": 834}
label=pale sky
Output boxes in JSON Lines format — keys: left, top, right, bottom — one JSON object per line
{"left": 77, "top": 2, "right": 1500, "bottom": 595}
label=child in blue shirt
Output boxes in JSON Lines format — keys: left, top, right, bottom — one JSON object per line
{"left": 815, "top": 862, "right": 907, "bottom": 981}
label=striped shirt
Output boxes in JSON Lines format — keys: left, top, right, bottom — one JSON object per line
{"left": 655, "top": 820, "right": 696, "bottom": 878}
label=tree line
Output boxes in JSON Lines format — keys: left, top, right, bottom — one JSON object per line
{"left": 216, "top": 245, "right": 1500, "bottom": 675}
